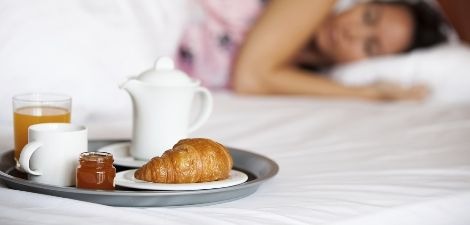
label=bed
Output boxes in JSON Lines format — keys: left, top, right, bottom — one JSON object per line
{"left": 1, "top": 92, "right": 470, "bottom": 224}
{"left": 1, "top": 0, "right": 470, "bottom": 224}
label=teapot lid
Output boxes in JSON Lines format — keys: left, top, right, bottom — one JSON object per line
{"left": 137, "top": 57, "right": 194, "bottom": 85}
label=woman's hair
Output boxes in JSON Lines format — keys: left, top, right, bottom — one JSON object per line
{"left": 377, "top": 0, "right": 449, "bottom": 52}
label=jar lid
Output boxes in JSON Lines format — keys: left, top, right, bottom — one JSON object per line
{"left": 79, "top": 152, "right": 114, "bottom": 164}
{"left": 136, "top": 57, "right": 194, "bottom": 85}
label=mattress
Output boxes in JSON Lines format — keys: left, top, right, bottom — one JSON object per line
{"left": 1, "top": 92, "right": 470, "bottom": 225}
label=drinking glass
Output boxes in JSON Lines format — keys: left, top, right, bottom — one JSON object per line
{"left": 12, "top": 93, "right": 71, "bottom": 164}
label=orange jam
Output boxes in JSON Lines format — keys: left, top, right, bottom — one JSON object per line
{"left": 76, "top": 152, "right": 116, "bottom": 190}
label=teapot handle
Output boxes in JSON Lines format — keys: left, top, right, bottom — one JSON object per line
{"left": 188, "top": 87, "right": 213, "bottom": 133}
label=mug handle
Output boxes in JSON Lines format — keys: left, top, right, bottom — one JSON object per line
{"left": 188, "top": 87, "right": 213, "bottom": 133}
{"left": 19, "top": 141, "right": 43, "bottom": 176}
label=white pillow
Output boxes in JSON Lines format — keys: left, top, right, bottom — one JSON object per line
{"left": 330, "top": 43, "right": 470, "bottom": 103}
{"left": 0, "top": 0, "right": 189, "bottom": 126}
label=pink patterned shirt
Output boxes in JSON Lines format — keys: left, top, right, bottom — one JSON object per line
{"left": 175, "top": 0, "right": 264, "bottom": 89}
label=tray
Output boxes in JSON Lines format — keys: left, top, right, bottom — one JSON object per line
{"left": 0, "top": 140, "right": 278, "bottom": 207}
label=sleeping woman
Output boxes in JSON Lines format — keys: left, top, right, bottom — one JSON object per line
{"left": 176, "top": 0, "right": 448, "bottom": 101}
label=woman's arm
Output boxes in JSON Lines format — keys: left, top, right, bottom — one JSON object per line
{"left": 232, "top": 0, "right": 424, "bottom": 100}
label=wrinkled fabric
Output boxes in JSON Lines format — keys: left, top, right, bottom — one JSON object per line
{"left": 1, "top": 92, "right": 470, "bottom": 225}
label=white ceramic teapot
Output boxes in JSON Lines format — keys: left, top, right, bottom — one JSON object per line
{"left": 121, "top": 57, "right": 213, "bottom": 160}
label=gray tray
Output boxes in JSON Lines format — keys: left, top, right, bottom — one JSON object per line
{"left": 0, "top": 140, "right": 278, "bottom": 207}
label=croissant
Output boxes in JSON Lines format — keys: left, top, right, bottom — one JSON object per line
{"left": 134, "top": 138, "right": 233, "bottom": 183}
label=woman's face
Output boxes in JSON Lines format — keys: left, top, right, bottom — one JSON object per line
{"left": 315, "top": 3, "right": 414, "bottom": 64}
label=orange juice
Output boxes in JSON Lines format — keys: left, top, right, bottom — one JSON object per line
{"left": 14, "top": 106, "right": 71, "bottom": 162}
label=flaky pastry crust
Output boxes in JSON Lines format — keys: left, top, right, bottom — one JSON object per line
{"left": 134, "top": 138, "right": 233, "bottom": 183}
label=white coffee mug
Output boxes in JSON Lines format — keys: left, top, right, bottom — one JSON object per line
{"left": 19, "top": 123, "right": 87, "bottom": 186}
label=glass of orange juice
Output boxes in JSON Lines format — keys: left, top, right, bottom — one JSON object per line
{"left": 12, "top": 93, "right": 71, "bottom": 165}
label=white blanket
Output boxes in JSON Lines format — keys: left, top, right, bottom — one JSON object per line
{"left": 1, "top": 92, "right": 470, "bottom": 225}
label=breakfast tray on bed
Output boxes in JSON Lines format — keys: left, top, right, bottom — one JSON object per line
{"left": 0, "top": 140, "right": 278, "bottom": 207}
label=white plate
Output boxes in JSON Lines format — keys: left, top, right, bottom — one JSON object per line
{"left": 96, "top": 142, "right": 145, "bottom": 168}
{"left": 116, "top": 169, "right": 249, "bottom": 191}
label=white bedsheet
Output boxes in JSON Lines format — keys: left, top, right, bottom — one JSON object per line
{"left": 1, "top": 92, "right": 470, "bottom": 225}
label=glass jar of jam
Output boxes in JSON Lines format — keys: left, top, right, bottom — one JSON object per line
{"left": 76, "top": 152, "right": 116, "bottom": 190}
